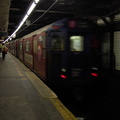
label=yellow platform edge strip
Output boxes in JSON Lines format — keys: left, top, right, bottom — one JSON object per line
{"left": 50, "top": 98, "right": 78, "bottom": 120}
{"left": 12, "top": 53, "right": 77, "bottom": 120}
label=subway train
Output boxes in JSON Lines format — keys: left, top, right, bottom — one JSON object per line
{"left": 8, "top": 18, "right": 102, "bottom": 89}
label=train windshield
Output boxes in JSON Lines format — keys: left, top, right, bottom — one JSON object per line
{"left": 51, "top": 34, "right": 65, "bottom": 51}
{"left": 70, "top": 36, "right": 84, "bottom": 52}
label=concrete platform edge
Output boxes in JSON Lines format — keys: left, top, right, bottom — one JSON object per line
{"left": 50, "top": 98, "right": 78, "bottom": 120}
{"left": 12, "top": 54, "right": 77, "bottom": 120}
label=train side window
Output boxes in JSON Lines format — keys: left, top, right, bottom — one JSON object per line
{"left": 33, "top": 38, "right": 37, "bottom": 53}
{"left": 25, "top": 41, "right": 30, "bottom": 52}
{"left": 70, "top": 36, "right": 84, "bottom": 51}
{"left": 51, "top": 34, "right": 64, "bottom": 51}
{"left": 19, "top": 42, "right": 22, "bottom": 50}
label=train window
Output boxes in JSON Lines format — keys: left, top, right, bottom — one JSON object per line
{"left": 33, "top": 38, "right": 37, "bottom": 53}
{"left": 51, "top": 34, "right": 64, "bottom": 51}
{"left": 101, "top": 33, "right": 110, "bottom": 69}
{"left": 25, "top": 41, "right": 30, "bottom": 52}
{"left": 70, "top": 36, "right": 84, "bottom": 51}
{"left": 19, "top": 42, "right": 22, "bottom": 50}
{"left": 38, "top": 35, "right": 46, "bottom": 48}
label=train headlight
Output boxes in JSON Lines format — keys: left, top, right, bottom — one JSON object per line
{"left": 61, "top": 68, "right": 66, "bottom": 72}
{"left": 92, "top": 67, "right": 98, "bottom": 70}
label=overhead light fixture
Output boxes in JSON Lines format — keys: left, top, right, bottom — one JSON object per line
{"left": 34, "top": 0, "right": 40, "bottom": 4}
{"left": 27, "top": 2, "right": 36, "bottom": 15}
{"left": 26, "top": 20, "right": 31, "bottom": 26}
{"left": 114, "top": 14, "right": 120, "bottom": 22}
{"left": 22, "top": 14, "right": 29, "bottom": 22}
{"left": 10, "top": 37, "right": 12, "bottom": 41}
{"left": 4, "top": 0, "right": 59, "bottom": 43}
{"left": 4, "top": 0, "right": 40, "bottom": 43}
{"left": 97, "top": 19, "right": 105, "bottom": 26}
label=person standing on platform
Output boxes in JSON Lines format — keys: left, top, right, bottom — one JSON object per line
{"left": 1, "top": 43, "right": 8, "bottom": 60}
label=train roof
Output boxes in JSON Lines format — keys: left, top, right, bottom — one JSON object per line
{"left": 21, "top": 25, "right": 51, "bottom": 39}
{"left": 20, "top": 18, "right": 68, "bottom": 39}
{"left": 20, "top": 18, "right": 96, "bottom": 40}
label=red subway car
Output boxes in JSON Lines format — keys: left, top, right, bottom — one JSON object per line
{"left": 9, "top": 18, "right": 101, "bottom": 87}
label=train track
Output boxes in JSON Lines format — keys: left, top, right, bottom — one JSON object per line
{"left": 50, "top": 86, "right": 120, "bottom": 120}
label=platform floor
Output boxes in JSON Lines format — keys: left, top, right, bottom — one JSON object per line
{"left": 0, "top": 52, "right": 77, "bottom": 120}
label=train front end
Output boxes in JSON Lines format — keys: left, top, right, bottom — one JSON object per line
{"left": 46, "top": 18, "right": 101, "bottom": 87}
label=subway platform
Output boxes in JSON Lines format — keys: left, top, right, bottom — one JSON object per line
{"left": 0, "top": 52, "right": 77, "bottom": 120}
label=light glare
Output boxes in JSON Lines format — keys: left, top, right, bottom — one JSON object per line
{"left": 23, "top": 14, "right": 28, "bottom": 22}
{"left": 34, "top": 0, "right": 40, "bottom": 3}
{"left": 27, "top": 3, "right": 36, "bottom": 15}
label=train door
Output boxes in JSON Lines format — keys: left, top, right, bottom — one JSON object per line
{"left": 33, "top": 35, "right": 37, "bottom": 70}
{"left": 67, "top": 33, "right": 101, "bottom": 85}
{"left": 46, "top": 32, "right": 66, "bottom": 84}
{"left": 67, "top": 35, "right": 85, "bottom": 82}
{"left": 33, "top": 33, "right": 46, "bottom": 80}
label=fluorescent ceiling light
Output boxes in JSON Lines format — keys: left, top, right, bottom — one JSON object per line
{"left": 114, "top": 14, "right": 120, "bottom": 22}
{"left": 4, "top": 0, "right": 40, "bottom": 43}
{"left": 104, "top": 17, "right": 111, "bottom": 23}
{"left": 97, "top": 19, "right": 105, "bottom": 26}
{"left": 23, "top": 14, "right": 28, "bottom": 22}
{"left": 27, "top": 2, "right": 36, "bottom": 15}
{"left": 34, "top": 0, "right": 40, "bottom": 4}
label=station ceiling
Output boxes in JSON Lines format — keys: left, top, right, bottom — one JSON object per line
{"left": 0, "top": 0, "right": 120, "bottom": 40}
